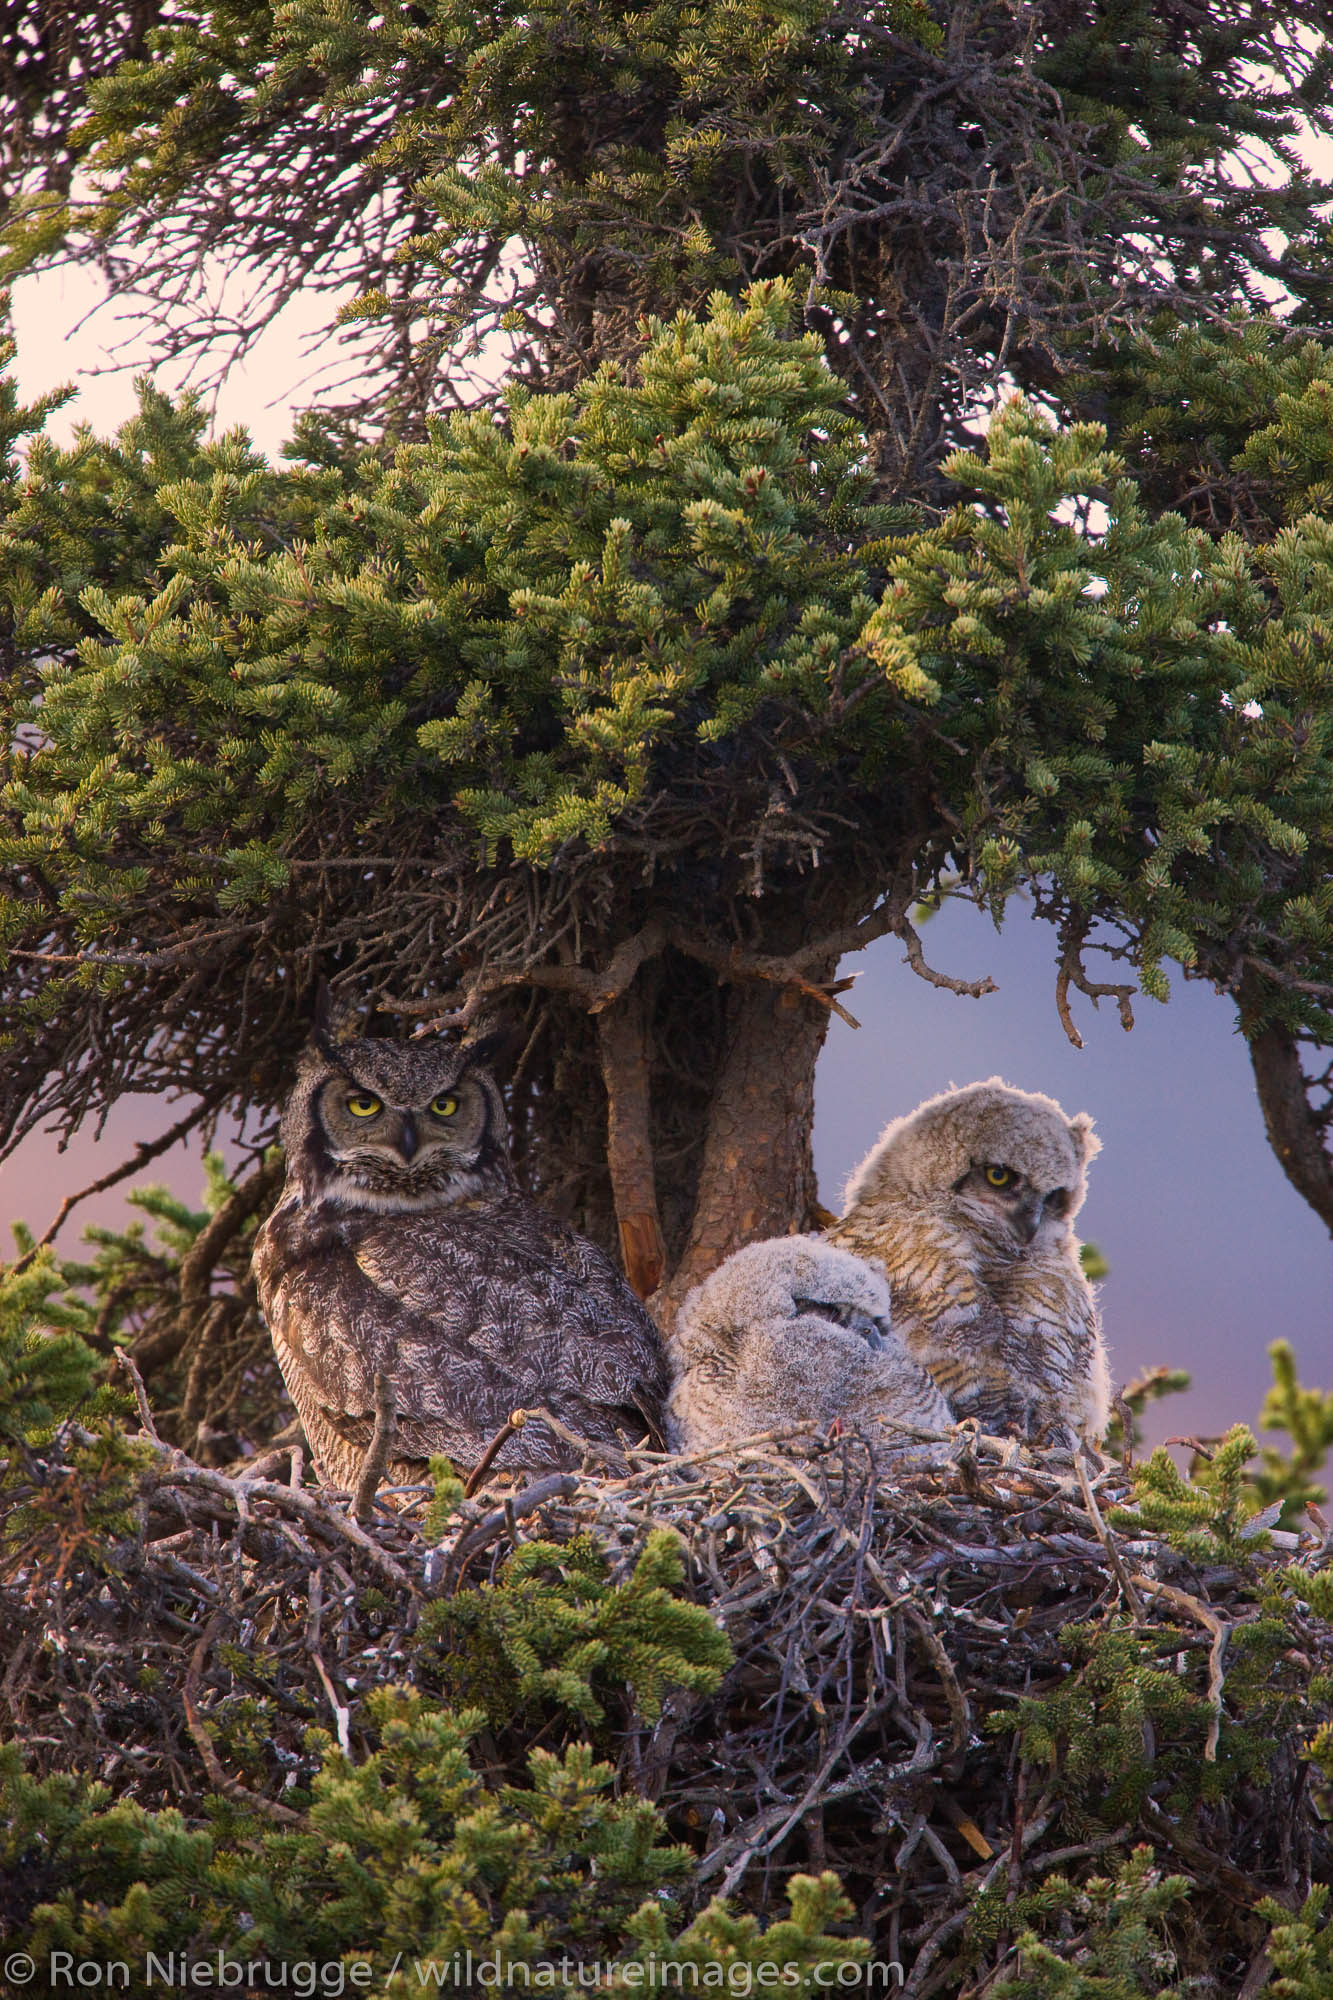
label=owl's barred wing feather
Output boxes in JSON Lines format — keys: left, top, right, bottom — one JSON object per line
{"left": 346, "top": 1203, "right": 667, "bottom": 1424}
{"left": 255, "top": 1203, "right": 532, "bottom": 1468}
{"left": 263, "top": 1242, "right": 502, "bottom": 1465}
{"left": 254, "top": 1196, "right": 666, "bottom": 1481}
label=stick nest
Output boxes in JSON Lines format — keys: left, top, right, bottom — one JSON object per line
{"left": 3, "top": 1416, "right": 1332, "bottom": 1993}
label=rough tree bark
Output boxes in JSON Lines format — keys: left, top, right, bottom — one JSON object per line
{"left": 1242, "top": 987, "right": 1333, "bottom": 1240}
{"left": 596, "top": 986, "right": 668, "bottom": 1299}
{"left": 647, "top": 970, "right": 837, "bottom": 1325}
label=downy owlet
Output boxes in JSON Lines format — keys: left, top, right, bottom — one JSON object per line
{"left": 666, "top": 1234, "right": 953, "bottom": 1455}
{"left": 826, "top": 1078, "right": 1109, "bottom": 1448}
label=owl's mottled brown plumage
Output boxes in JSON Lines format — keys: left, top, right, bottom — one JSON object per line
{"left": 666, "top": 1236, "right": 953, "bottom": 1456}
{"left": 252, "top": 1026, "right": 667, "bottom": 1487}
{"left": 827, "top": 1078, "right": 1109, "bottom": 1449}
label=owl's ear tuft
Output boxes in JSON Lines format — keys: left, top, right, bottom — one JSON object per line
{"left": 1069, "top": 1111, "right": 1101, "bottom": 1166}
{"left": 312, "top": 980, "right": 362, "bottom": 1057}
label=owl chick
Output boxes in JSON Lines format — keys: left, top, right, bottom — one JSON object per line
{"left": 252, "top": 1021, "right": 667, "bottom": 1488}
{"left": 826, "top": 1078, "right": 1109, "bottom": 1449}
{"left": 666, "top": 1235, "right": 954, "bottom": 1455}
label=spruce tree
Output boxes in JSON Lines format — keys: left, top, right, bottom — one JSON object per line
{"left": 4, "top": 3, "right": 1333, "bottom": 1347}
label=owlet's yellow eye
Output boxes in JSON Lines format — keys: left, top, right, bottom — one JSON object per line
{"left": 430, "top": 1093, "right": 459, "bottom": 1118}
{"left": 346, "top": 1092, "right": 382, "bottom": 1118}
{"left": 985, "top": 1164, "right": 1014, "bottom": 1189}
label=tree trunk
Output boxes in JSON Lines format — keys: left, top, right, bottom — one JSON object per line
{"left": 650, "top": 971, "right": 836, "bottom": 1327}
{"left": 596, "top": 987, "right": 667, "bottom": 1298}
{"left": 1242, "top": 997, "right": 1333, "bottom": 1240}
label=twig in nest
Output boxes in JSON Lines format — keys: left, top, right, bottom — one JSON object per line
{"left": 1076, "top": 1452, "right": 1144, "bottom": 1620}
{"left": 117, "top": 1351, "right": 163, "bottom": 1445}
{"left": 1132, "top": 1575, "right": 1228, "bottom": 1761}
{"left": 1166, "top": 1435, "right": 1216, "bottom": 1460}
{"left": 236, "top": 1444, "right": 299, "bottom": 1484}
{"left": 442, "top": 1473, "right": 580, "bottom": 1589}
{"left": 936, "top": 1796, "right": 994, "bottom": 1859}
{"left": 1236, "top": 1948, "right": 1275, "bottom": 2000}
{"left": 523, "top": 1404, "right": 633, "bottom": 1472}
{"left": 352, "top": 1372, "right": 397, "bottom": 1523}
{"left": 305, "top": 1570, "right": 352, "bottom": 1755}
{"left": 183, "top": 1614, "right": 304, "bottom": 1825}
{"left": 141, "top": 1443, "right": 417, "bottom": 1593}
{"left": 705, "top": 1707, "right": 899, "bottom": 1897}
{"left": 464, "top": 1409, "right": 529, "bottom": 1498}
{"left": 902, "top": 1605, "right": 970, "bottom": 1755}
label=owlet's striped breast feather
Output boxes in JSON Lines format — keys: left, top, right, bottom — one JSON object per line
{"left": 252, "top": 1016, "right": 668, "bottom": 1486}
{"left": 827, "top": 1078, "right": 1110, "bottom": 1449}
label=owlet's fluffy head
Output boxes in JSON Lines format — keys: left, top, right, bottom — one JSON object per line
{"left": 672, "top": 1236, "right": 897, "bottom": 1367}
{"left": 281, "top": 1027, "right": 512, "bottom": 1214}
{"left": 842, "top": 1077, "right": 1100, "bottom": 1253}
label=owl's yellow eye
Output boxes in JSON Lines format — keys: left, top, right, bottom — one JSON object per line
{"left": 984, "top": 1164, "right": 1014, "bottom": 1188}
{"left": 430, "top": 1094, "right": 459, "bottom": 1118}
{"left": 346, "top": 1092, "right": 382, "bottom": 1118}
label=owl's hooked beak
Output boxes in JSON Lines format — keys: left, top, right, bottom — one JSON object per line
{"left": 1014, "top": 1190, "right": 1045, "bottom": 1244}
{"left": 398, "top": 1112, "right": 420, "bottom": 1162}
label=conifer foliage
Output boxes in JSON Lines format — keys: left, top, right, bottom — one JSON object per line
{"left": 7, "top": 3, "right": 1333, "bottom": 1291}
{"left": 6, "top": 2, "right": 1333, "bottom": 479}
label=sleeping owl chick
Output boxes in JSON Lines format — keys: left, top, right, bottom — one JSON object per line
{"left": 666, "top": 1236, "right": 954, "bottom": 1456}
{"left": 252, "top": 1020, "right": 667, "bottom": 1488}
{"left": 827, "top": 1079, "right": 1110, "bottom": 1449}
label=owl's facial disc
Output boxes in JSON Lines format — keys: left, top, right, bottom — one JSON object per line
{"left": 313, "top": 1062, "right": 498, "bottom": 1209}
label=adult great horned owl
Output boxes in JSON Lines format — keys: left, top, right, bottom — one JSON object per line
{"left": 827, "top": 1079, "right": 1110, "bottom": 1449}
{"left": 666, "top": 1236, "right": 953, "bottom": 1454}
{"left": 252, "top": 1023, "right": 667, "bottom": 1487}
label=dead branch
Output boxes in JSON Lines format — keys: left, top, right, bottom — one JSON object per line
{"left": 1131, "top": 1574, "right": 1229, "bottom": 1762}
{"left": 464, "top": 1410, "right": 531, "bottom": 1499}
{"left": 352, "top": 1372, "right": 398, "bottom": 1523}
{"left": 898, "top": 914, "right": 998, "bottom": 999}
{"left": 118, "top": 1349, "right": 164, "bottom": 1446}
{"left": 1056, "top": 938, "right": 1136, "bottom": 1048}
{"left": 183, "top": 1614, "right": 305, "bottom": 1825}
